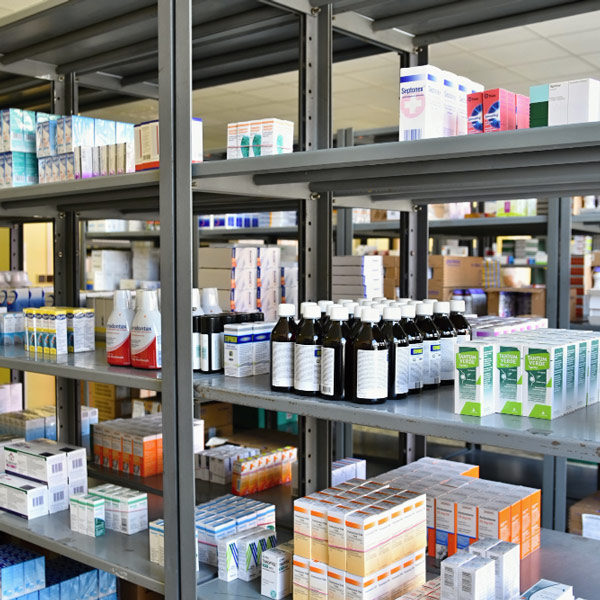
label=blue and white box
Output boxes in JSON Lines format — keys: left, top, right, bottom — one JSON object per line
{"left": 60, "top": 116, "right": 94, "bottom": 154}
{"left": 93, "top": 119, "right": 116, "bottom": 146}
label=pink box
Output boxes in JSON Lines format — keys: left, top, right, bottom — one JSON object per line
{"left": 515, "top": 94, "right": 530, "bottom": 129}
{"left": 467, "top": 93, "right": 483, "bottom": 134}
{"left": 483, "top": 88, "right": 516, "bottom": 132}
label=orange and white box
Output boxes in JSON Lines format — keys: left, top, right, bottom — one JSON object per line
{"left": 345, "top": 573, "right": 379, "bottom": 600}
{"left": 110, "top": 428, "right": 124, "bottom": 471}
{"left": 400, "top": 549, "right": 426, "bottom": 596}
{"left": 425, "top": 486, "right": 450, "bottom": 557}
{"left": 294, "top": 496, "right": 319, "bottom": 559}
{"left": 327, "top": 566, "right": 346, "bottom": 600}
{"left": 226, "top": 122, "right": 239, "bottom": 159}
{"left": 375, "top": 567, "right": 391, "bottom": 600}
{"left": 521, "top": 486, "right": 541, "bottom": 553}
{"left": 456, "top": 496, "right": 484, "bottom": 551}
{"left": 478, "top": 498, "right": 511, "bottom": 543}
{"left": 393, "top": 493, "right": 427, "bottom": 557}
{"left": 435, "top": 490, "right": 465, "bottom": 559}
{"left": 132, "top": 430, "right": 157, "bottom": 477}
{"left": 500, "top": 488, "right": 525, "bottom": 552}
{"left": 389, "top": 559, "right": 404, "bottom": 599}
{"left": 309, "top": 560, "right": 328, "bottom": 600}
{"left": 360, "top": 504, "right": 390, "bottom": 568}
{"left": 292, "top": 555, "right": 309, "bottom": 600}
{"left": 328, "top": 503, "right": 360, "bottom": 571}
{"left": 311, "top": 499, "right": 335, "bottom": 564}
{"left": 93, "top": 424, "right": 104, "bottom": 466}
{"left": 345, "top": 509, "right": 381, "bottom": 576}
{"left": 121, "top": 431, "right": 134, "bottom": 474}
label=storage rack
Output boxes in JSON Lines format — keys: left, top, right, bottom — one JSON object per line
{"left": 0, "top": 1, "right": 599, "bottom": 598}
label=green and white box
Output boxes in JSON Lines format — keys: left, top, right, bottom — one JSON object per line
{"left": 494, "top": 342, "right": 524, "bottom": 416}
{"left": 454, "top": 341, "right": 495, "bottom": 417}
{"left": 261, "top": 546, "right": 292, "bottom": 599}
{"left": 523, "top": 343, "right": 564, "bottom": 420}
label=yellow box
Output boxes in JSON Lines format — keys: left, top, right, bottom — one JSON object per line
{"left": 292, "top": 555, "right": 309, "bottom": 600}
{"left": 345, "top": 509, "right": 380, "bottom": 577}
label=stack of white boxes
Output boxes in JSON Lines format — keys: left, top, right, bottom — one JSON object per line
{"left": 331, "top": 255, "right": 384, "bottom": 301}
{"left": 281, "top": 263, "right": 298, "bottom": 314}
{"left": 194, "top": 445, "right": 260, "bottom": 484}
{"left": 548, "top": 78, "right": 600, "bottom": 126}
{"left": 257, "top": 247, "right": 281, "bottom": 322}
{"left": 91, "top": 249, "right": 131, "bottom": 291}
{"left": 226, "top": 119, "right": 294, "bottom": 158}
{"left": 198, "top": 246, "right": 258, "bottom": 312}
{"left": 331, "top": 456, "right": 367, "bottom": 486}
{"left": 131, "top": 241, "right": 160, "bottom": 281}
{"left": 87, "top": 484, "right": 148, "bottom": 534}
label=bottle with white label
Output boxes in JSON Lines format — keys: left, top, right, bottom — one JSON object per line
{"left": 192, "top": 316, "right": 201, "bottom": 371}
{"left": 271, "top": 304, "right": 297, "bottom": 392}
{"left": 449, "top": 300, "right": 471, "bottom": 341}
{"left": 351, "top": 307, "right": 389, "bottom": 405}
{"left": 415, "top": 303, "right": 441, "bottom": 390}
{"left": 294, "top": 304, "right": 322, "bottom": 396}
{"left": 200, "top": 314, "right": 223, "bottom": 373}
{"left": 131, "top": 289, "right": 161, "bottom": 369}
{"left": 318, "top": 300, "right": 334, "bottom": 333}
{"left": 400, "top": 304, "right": 424, "bottom": 394}
{"left": 433, "top": 301, "right": 457, "bottom": 386}
{"left": 106, "top": 290, "right": 134, "bottom": 366}
{"left": 381, "top": 306, "right": 409, "bottom": 400}
{"left": 342, "top": 301, "right": 358, "bottom": 330}
{"left": 321, "top": 305, "right": 350, "bottom": 400}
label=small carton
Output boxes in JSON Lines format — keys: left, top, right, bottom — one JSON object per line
{"left": 467, "top": 537, "right": 501, "bottom": 557}
{"left": 327, "top": 566, "right": 345, "bottom": 600}
{"left": 458, "top": 555, "right": 495, "bottom": 600}
{"left": 261, "top": 545, "right": 292, "bottom": 599}
{"left": 309, "top": 560, "right": 328, "bottom": 600}
{"left": 467, "top": 93, "right": 483, "bottom": 134}
{"left": 483, "top": 89, "right": 516, "bottom": 132}
{"left": 494, "top": 341, "right": 524, "bottom": 415}
{"left": 293, "top": 555, "right": 310, "bottom": 600}
{"left": 440, "top": 552, "right": 473, "bottom": 600}
{"left": 224, "top": 323, "right": 254, "bottom": 378}
{"left": 523, "top": 342, "right": 565, "bottom": 419}
{"left": 486, "top": 541, "right": 519, "bottom": 600}
{"left": 549, "top": 82, "right": 569, "bottom": 126}
{"left": 519, "top": 579, "right": 573, "bottom": 600}
{"left": 0, "top": 472, "right": 48, "bottom": 518}
{"left": 455, "top": 341, "right": 495, "bottom": 417}
{"left": 515, "top": 93, "right": 530, "bottom": 129}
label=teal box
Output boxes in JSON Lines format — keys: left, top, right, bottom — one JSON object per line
{"left": 25, "top": 153, "right": 38, "bottom": 185}
{"left": 2, "top": 109, "right": 24, "bottom": 153}
{"left": 4, "top": 152, "right": 28, "bottom": 187}
{"left": 62, "top": 116, "right": 94, "bottom": 153}
{"left": 21, "top": 111, "right": 36, "bottom": 153}
{"left": 529, "top": 84, "right": 549, "bottom": 103}
{"left": 94, "top": 119, "right": 116, "bottom": 146}
{"left": 257, "top": 409, "right": 298, "bottom": 429}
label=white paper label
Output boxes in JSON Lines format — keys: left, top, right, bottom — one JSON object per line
{"left": 356, "top": 349, "right": 388, "bottom": 400}
{"left": 272, "top": 342, "right": 294, "bottom": 387}
{"left": 321, "top": 346, "right": 335, "bottom": 396}
{"left": 211, "top": 333, "right": 222, "bottom": 371}
{"left": 395, "top": 345, "right": 410, "bottom": 395}
{"left": 423, "top": 339, "right": 441, "bottom": 385}
{"left": 201, "top": 333, "right": 209, "bottom": 371}
{"left": 440, "top": 336, "right": 457, "bottom": 381}
{"left": 457, "top": 334, "right": 470, "bottom": 342}
{"left": 409, "top": 343, "right": 424, "bottom": 390}
{"left": 294, "top": 344, "right": 321, "bottom": 392}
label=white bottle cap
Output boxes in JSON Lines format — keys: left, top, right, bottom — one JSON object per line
{"left": 137, "top": 289, "right": 158, "bottom": 311}
{"left": 373, "top": 297, "right": 386, "bottom": 302}
{"left": 372, "top": 303, "right": 385, "bottom": 317}
{"left": 318, "top": 300, "right": 334, "bottom": 313}
{"left": 192, "top": 288, "right": 203, "bottom": 312}
{"left": 392, "top": 301, "right": 408, "bottom": 307}
{"left": 401, "top": 304, "right": 416, "bottom": 319}
{"left": 330, "top": 306, "right": 349, "bottom": 321}
{"left": 416, "top": 303, "right": 433, "bottom": 316}
{"left": 358, "top": 299, "right": 371, "bottom": 306}
{"left": 409, "top": 300, "right": 422, "bottom": 306}
{"left": 343, "top": 301, "right": 358, "bottom": 315}
{"left": 383, "top": 306, "right": 402, "bottom": 321}
{"left": 382, "top": 299, "right": 394, "bottom": 306}
{"left": 302, "top": 304, "right": 321, "bottom": 319}
{"left": 450, "top": 300, "right": 466, "bottom": 312}
{"left": 113, "top": 290, "right": 131, "bottom": 310}
{"left": 201, "top": 287, "right": 222, "bottom": 314}
{"left": 278, "top": 303, "right": 295, "bottom": 318}
{"left": 300, "top": 302, "right": 317, "bottom": 314}
{"left": 361, "top": 307, "right": 379, "bottom": 323}
{"left": 337, "top": 299, "right": 353, "bottom": 304}
{"left": 326, "top": 303, "right": 338, "bottom": 316}
{"left": 397, "top": 298, "right": 411, "bottom": 303}
{"left": 434, "top": 301, "right": 450, "bottom": 314}
{"left": 422, "top": 299, "right": 436, "bottom": 304}
{"left": 353, "top": 305, "right": 363, "bottom": 320}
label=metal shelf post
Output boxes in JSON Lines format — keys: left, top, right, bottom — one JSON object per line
{"left": 158, "top": 0, "right": 196, "bottom": 597}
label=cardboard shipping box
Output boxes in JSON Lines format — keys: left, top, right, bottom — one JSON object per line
{"left": 568, "top": 491, "right": 600, "bottom": 536}
{"left": 427, "top": 284, "right": 460, "bottom": 302}
{"left": 198, "top": 401, "right": 233, "bottom": 438}
{"left": 429, "top": 255, "right": 483, "bottom": 287}
{"left": 86, "top": 382, "right": 132, "bottom": 421}
{"left": 486, "top": 287, "right": 546, "bottom": 317}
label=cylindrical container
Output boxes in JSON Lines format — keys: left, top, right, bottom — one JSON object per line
{"left": 415, "top": 303, "right": 441, "bottom": 390}
{"left": 351, "top": 307, "right": 389, "bottom": 405}
{"left": 106, "top": 290, "right": 134, "bottom": 366}
{"left": 321, "top": 305, "right": 350, "bottom": 401}
{"left": 131, "top": 290, "right": 161, "bottom": 369}
{"left": 433, "top": 301, "right": 457, "bottom": 386}
{"left": 400, "top": 304, "right": 423, "bottom": 394}
{"left": 294, "top": 304, "right": 322, "bottom": 396}
{"left": 192, "top": 316, "right": 201, "bottom": 371}
{"left": 271, "top": 304, "right": 297, "bottom": 392}
{"left": 381, "top": 306, "right": 409, "bottom": 400}
{"left": 449, "top": 300, "right": 471, "bottom": 342}
{"left": 200, "top": 314, "right": 224, "bottom": 373}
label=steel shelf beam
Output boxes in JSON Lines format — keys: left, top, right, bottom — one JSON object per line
{"left": 194, "top": 374, "right": 600, "bottom": 464}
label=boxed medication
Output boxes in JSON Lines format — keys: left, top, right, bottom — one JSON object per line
{"left": 549, "top": 82, "right": 569, "bottom": 127}
{"left": 523, "top": 342, "right": 565, "bottom": 419}
{"left": 494, "top": 341, "right": 524, "bottom": 415}
{"left": 70, "top": 494, "right": 105, "bottom": 537}
{"left": 519, "top": 580, "right": 573, "bottom": 600}
{"left": 467, "top": 92, "right": 484, "bottom": 134}
{"left": 59, "top": 116, "right": 94, "bottom": 154}
{"left": 486, "top": 541, "right": 519, "bottom": 600}
{"left": 293, "top": 555, "right": 309, "bottom": 600}
{"left": 440, "top": 552, "right": 473, "bottom": 600}
{"left": 454, "top": 341, "right": 496, "bottom": 417}
{"left": 261, "top": 545, "right": 293, "bottom": 599}
{"left": 309, "top": 560, "right": 328, "bottom": 600}
{"left": 0, "top": 472, "right": 48, "bottom": 519}
{"left": 224, "top": 323, "right": 254, "bottom": 378}
{"left": 4, "top": 439, "right": 68, "bottom": 485}
{"left": 483, "top": 89, "right": 516, "bottom": 132}
{"left": 458, "top": 555, "right": 495, "bottom": 600}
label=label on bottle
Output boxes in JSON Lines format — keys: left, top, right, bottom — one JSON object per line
{"left": 440, "top": 337, "right": 457, "bottom": 381}
{"left": 106, "top": 320, "right": 131, "bottom": 366}
{"left": 294, "top": 344, "right": 321, "bottom": 392}
{"left": 272, "top": 342, "right": 294, "bottom": 388}
{"left": 423, "top": 340, "right": 441, "bottom": 385}
{"left": 211, "top": 333, "right": 222, "bottom": 371}
{"left": 201, "top": 333, "right": 209, "bottom": 372}
{"left": 131, "top": 325, "right": 160, "bottom": 369}
{"left": 457, "top": 334, "right": 470, "bottom": 343}
{"left": 395, "top": 346, "right": 410, "bottom": 395}
{"left": 409, "top": 343, "right": 424, "bottom": 390}
{"left": 192, "top": 332, "right": 201, "bottom": 370}
{"left": 321, "top": 347, "right": 335, "bottom": 396}
{"left": 356, "top": 349, "right": 388, "bottom": 400}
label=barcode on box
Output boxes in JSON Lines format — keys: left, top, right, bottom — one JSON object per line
{"left": 53, "top": 491, "right": 64, "bottom": 502}
{"left": 461, "top": 572, "right": 472, "bottom": 594}
{"left": 403, "top": 129, "right": 422, "bottom": 141}
{"left": 32, "top": 496, "right": 44, "bottom": 507}
{"left": 443, "top": 570, "right": 453, "bottom": 589}
{"left": 73, "top": 485, "right": 84, "bottom": 495}
{"left": 51, "top": 463, "right": 63, "bottom": 473}
{"left": 73, "top": 458, "right": 83, "bottom": 469}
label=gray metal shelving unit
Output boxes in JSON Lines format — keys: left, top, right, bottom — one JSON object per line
{"left": 0, "top": 1, "right": 598, "bottom": 598}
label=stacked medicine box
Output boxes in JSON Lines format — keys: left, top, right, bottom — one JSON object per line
{"left": 455, "top": 327, "right": 600, "bottom": 420}
{"left": 226, "top": 119, "right": 294, "bottom": 158}
{"left": 257, "top": 246, "right": 281, "bottom": 322}
{"left": 0, "top": 108, "right": 38, "bottom": 187}
{"left": 331, "top": 255, "right": 384, "bottom": 301}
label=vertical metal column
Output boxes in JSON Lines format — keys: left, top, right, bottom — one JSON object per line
{"left": 542, "top": 455, "right": 567, "bottom": 531}
{"left": 546, "top": 198, "right": 560, "bottom": 328}
{"left": 558, "top": 198, "right": 572, "bottom": 329}
{"left": 298, "top": 5, "right": 333, "bottom": 494}
{"left": 10, "top": 224, "right": 23, "bottom": 385}
{"left": 51, "top": 72, "right": 78, "bottom": 115}
{"left": 158, "top": 0, "right": 196, "bottom": 597}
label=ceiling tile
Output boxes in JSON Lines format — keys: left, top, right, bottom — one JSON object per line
{"left": 333, "top": 75, "right": 374, "bottom": 92}
{"left": 343, "top": 65, "right": 398, "bottom": 86}
{"left": 450, "top": 26, "right": 539, "bottom": 51}
{"left": 510, "top": 55, "right": 594, "bottom": 79}
{"left": 551, "top": 28, "right": 600, "bottom": 56}
{"left": 476, "top": 38, "right": 569, "bottom": 67}
{"left": 581, "top": 52, "right": 600, "bottom": 69}
{"left": 527, "top": 10, "right": 600, "bottom": 36}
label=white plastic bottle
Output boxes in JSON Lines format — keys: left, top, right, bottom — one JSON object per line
{"left": 131, "top": 289, "right": 162, "bottom": 369}
{"left": 106, "top": 290, "right": 134, "bottom": 366}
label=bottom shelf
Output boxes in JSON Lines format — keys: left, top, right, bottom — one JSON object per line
{"left": 196, "top": 529, "right": 600, "bottom": 600}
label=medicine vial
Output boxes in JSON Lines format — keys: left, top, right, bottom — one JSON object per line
{"left": 294, "top": 303, "right": 322, "bottom": 396}
{"left": 321, "top": 305, "right": 350, "bottom": 401}
{"left": 351, "top": 307, "right": 389, "bottom": 405}
{"left": 381, "top": 306, "right": 409, "bottom": 399}
{"left": 416, "top": 303, "right": 441, "bottom": 390}
{"left": 318, "top": 300, "right": 334, "bottom": 332}
{"left": 400, "top": 304, "right": 424, "bottom": 394}
{"left": 192, "top": 316, "right": 201, "bottom": 371}
{"left": 450, "top": 299, "right": 471, "bottom": 342}
{"left": 131, "top": 289, "right": 161, "bottom": 369}
{"left": 271, "top": 304, "right": 297, "bottom": 392}
{"left": 200, "top": 314, "right": 224, "bottom": 373}
{"left": 433, "top": 301, "right": 457, "bottom": 386}
{"left": 106, "top": 290, "right": 134, "bottom": 366}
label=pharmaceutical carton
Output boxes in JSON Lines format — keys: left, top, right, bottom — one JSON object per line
{"left": 441, "top": 552, "right": 473, "bottom": 600}
{"left": 523, "top": 342, "right": 565, "bottom": 419}
{"left": 261, "top": 546, "right": 292, "bottom": 599}
{"left": 435, "top": 490, "right": 466, "bottom": 559}
{"left": 548, "top": 82, "right": 569, "bottom": 126}
{"left": 309, "top": 560, "right": 328, "bottom": 600}
{"left": 478, "top": 498, "right": 511, "bottom": 543}
{"left": 568, "top": 78, "right": 600, "bottom": 124}
{"left": 467, "top": 92, "right": 484, "bottom": 134}
{"left": 260, "top": 119, "right": 294, "bottom": 155}
{"left": 238, "top": 527, "right": 277, "bottom": 581}
{"left": 224, "top": 323, "right": 254, "bottom": 378}
{"left": 530, "top": 84, "right": 549, "bottom": 127}
{"left": 4, "top": 152, "right": 28, "bottom": 187}
{"left": 0, "top": 472, "right": 48, "bottom": 518}
{"left": 93, "top": 119, "right": 116, "bottom": 147}
{"left": 483, "top": 89, "right": 516, "bottom": 132}
{"left": 345, "top": 508, "right": 380, "bottom": 576}
{"left": 226, "top": 123, "right": 240, "bottom": 159}
{"left": 2, "top": 109, "right": 23, "bottom": 152}
{"left": 293, "top": 555, "right": 310, "bottom": 600}
{"left": 486, "top": 541, "right": 519, "bottom": 600}
{"left": 519, "top": 579, "right": 573, "bottom": 600}
{"left": 399, "top": 64, "right": 444, "bottom": 141}
{"left": 455, "top": 341, "right": 495, "bottom": 417}
{"left": 253, "top": 321, "right": 275, "bottom": 375}
{"left": 344, "top": 572, "right": 379, "bottom": 600}
{"left": 4, "top": 440, "right": 68, "bottom": 485}
{"left": 47, "top": 482, "right": 69, "bottom": 513}
{"left": 458, "top": 555, "right": 495, "bottom": 600}
{"left": 516, "top": 94, "right": 530, "bottom": 129}
{"left": 442, "top": 71, "right": 458, "bottom": 137}
{"left": 494, "top": 341, "right": 524, "bottom": 415}
{"left": 468, "top": 537, "right": 501, "bottom": 557}
{"left": 61, "top": 116, "right": 94, "bottom": 153}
